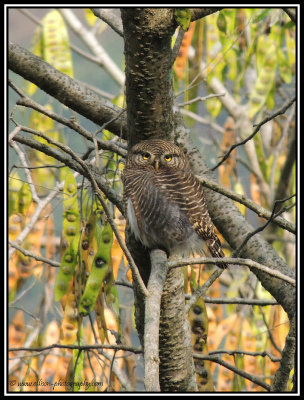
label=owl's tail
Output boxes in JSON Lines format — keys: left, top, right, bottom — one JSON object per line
{"left": 205, "top": 238, "right": 228, "bottom": 269}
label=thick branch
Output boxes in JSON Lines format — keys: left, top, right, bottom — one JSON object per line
{"left": 159, "top": 267, "right": 195, "bottom": 391}
{"left": 282, "top": 8, "right": 296, "bottom": 24}
{"left": 8, "top": 41, "right": 127, "bottom": 138}
{"left": 189, "top": 8, "right": 222, "bottom": 21}
{"left": 270, "top": 316, "right": 296, "bottom": 392}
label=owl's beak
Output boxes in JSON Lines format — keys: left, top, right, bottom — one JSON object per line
{"left": 154, "top": 160, "right": 159, "bottom": 171}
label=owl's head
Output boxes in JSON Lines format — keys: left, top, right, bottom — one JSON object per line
{"left": 127, "top": 139, "right": 189, "bottom": 171}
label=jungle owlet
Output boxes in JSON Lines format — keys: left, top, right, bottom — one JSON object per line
{"left": 122, "top": 139, "right": 227, "bottom": 266}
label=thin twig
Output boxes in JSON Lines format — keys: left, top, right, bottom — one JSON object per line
{"left": 10, "top": 141, "right": 40, "bottom": 203}
{"left": 169, "top": 257, "right": 295, "bottom": 287}
{"left": 211, "top": 96, "right": 296, "bottom": 171}
{"left": 193, "top": 353, "right": 271, "bottom": 391}
{"left": 9, "top": 240, "right": 60, "bottom": 268}
{"left": 209, "top": 349, "right": 281, "bottom": 362}
{"left": 202, "top": 296, "right": 278, "bottom": 306}
{"left": 12, "top": 129, "right": 124, "bottom": 213}
{"left": 185, "top": 268, "right": 224, "bottom": 313}
{"left": 178, "top": 92, "right": 226, "bottom": 107}
{"left": 8, "top": 178, "right": 65, "bottom": 260}
{"left": 233, "top": 194, "right": 296, "bottom": 257}
{"left": 8, "top": 343, "right": 142, "bottom": 354}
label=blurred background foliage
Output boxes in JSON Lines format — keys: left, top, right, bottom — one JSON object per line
{"left": 8, "top": 8, "right": 295, "bottom": 392}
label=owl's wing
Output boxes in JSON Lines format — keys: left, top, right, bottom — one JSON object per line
{"left": 122, "top": 168, "right": 185, "bottom": 250}
{"left": 155, "top": 169, "right": 227, "bottom": 267}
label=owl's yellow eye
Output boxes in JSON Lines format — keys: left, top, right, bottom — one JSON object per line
{"left": 142, "top": 153, "right": 150, "bottom": 160}
{"left": 164, "top": 155, "right": 172, "bottom": 162}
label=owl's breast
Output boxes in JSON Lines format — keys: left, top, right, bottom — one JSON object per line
{"left": 125, "top": 176, "right": 204, "bottom": 256}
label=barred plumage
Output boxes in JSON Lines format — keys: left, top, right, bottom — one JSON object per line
{"left": 122, "top": 139, "right": 227, "bottom": 267}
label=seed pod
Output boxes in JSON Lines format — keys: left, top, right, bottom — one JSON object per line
{"left": 79, "top": 223, "right": 113, "bottom": 316}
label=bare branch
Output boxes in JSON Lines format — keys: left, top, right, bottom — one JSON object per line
{"left": 169, "top": 257, "right": 295, "bottom": 286}
{"left": 10, "top": 141, "right": 40, "bottom": 203}
{"left": 203, "top": 296, "right": 278, "bottom": 306}
{"left": 60, "top": 9, "right": 124, "bottom": 86}
{"left": 91, "top": 8, "right": 123, "bottom": 37}
{"left": 282, "top": 8, "right": 296, "bottom": 24}
{"left": 185, "top": 268, "right": 224, "bottom": 313}
{"left": 193, "top": 353, "right": 271, "bottom": 391}
{"left": 144, "top": 249, "right": 168, "bottom": 392}
{"left": 270, "top": 316, "right": 296, "bottom": 392}
{"left": 8, "top": 175, "right": 64, "bottom": 260}
{"left": 189, "top": 8, "right": 222, "bottom": 21}
{"left": 170, "top": 26, "right": 185, "bottom": 67}
{"left": 9, "top": 342, "right": 142, "bottom": 354}
{"left": 9, "top": 240, "right": 60, "bottom": 268}
{"left": 177, "top": 92, "right": 226, "bottom": 107}
{"left": 209, "top": 349, "right": 281, "bottom": 363}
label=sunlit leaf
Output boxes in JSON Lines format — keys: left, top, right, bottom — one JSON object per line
{"left": 174, "top": 8, "right": 191, "bottom": 31}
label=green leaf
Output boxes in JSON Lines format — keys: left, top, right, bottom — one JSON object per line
{"left": 175, "top": 8, "right": 191, "bottom": 31}
{"left": 249, "top": 42, "right": 277, "bottom": 119}
{"left": 252, "top": 8, "right": 271, "bottom": 24}
{"left": 205, "top": 96, "right": 222, "bottom": 118}
{"left": 9, "top": 172, "right": 23, "bottom": 216}
{"left": 217, "top": 13, "right": 227, "bottom": 34}
{"left": 18, "top": 182, "right": 32, "bottom": 215}
{"left": 84, "top": 8, "right": 98, "bottom": 26}
{"left": 277, "top": 48, "right": 292, "bottom": 83}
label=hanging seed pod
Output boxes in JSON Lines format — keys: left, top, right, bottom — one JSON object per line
{"left": 79, "top": 222, "right": 113, "bottom": 316}
{"left": 54, "top": 172, "right": 80, "bottom": 301}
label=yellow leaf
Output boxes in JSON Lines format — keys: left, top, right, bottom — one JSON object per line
{"left": 42, "top": 10, "right": 74, "bottom": 77}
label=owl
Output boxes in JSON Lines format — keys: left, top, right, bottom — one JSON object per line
{"left": 122, "top": 138, "right": 227, "bottom": 266}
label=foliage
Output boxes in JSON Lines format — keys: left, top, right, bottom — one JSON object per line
{"left": 8, "top": 7, "right": 295, "bottom": 392}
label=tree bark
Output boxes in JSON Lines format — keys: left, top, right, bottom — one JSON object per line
{"left": 121, "top": 8, "right": 197, "bottom": 391}
{"left": 121, "top": 8, "right": 176, "bottom": 148}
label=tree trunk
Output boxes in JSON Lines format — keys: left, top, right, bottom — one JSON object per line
{"left": 121, "top": 8, "right": 176, "bottom": 147}
{"left": 121, "top": 8, "right": 195, "bottom": 391}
